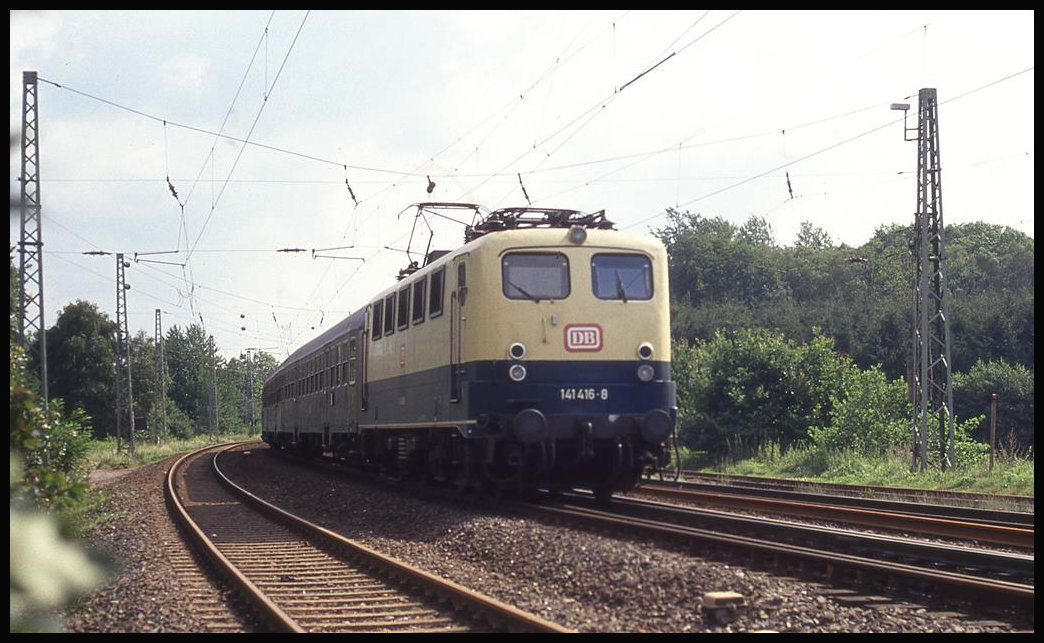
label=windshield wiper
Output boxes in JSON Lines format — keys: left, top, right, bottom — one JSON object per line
{"left": 615, "top": 270, "right": 628, "bottom": 303}
{"left": 507, "top": 279, "right": 540, "bottom": 302}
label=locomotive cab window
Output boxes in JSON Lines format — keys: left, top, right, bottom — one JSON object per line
{"left": 591, "top": 253, "right": 653, "bottom": 301}
{"left": 502, "top": 252, "right": 570, "bottom": 301}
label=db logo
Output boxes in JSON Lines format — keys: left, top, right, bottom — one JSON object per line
{"left": 565, "top": 324, "right": 603, "bottom": 352}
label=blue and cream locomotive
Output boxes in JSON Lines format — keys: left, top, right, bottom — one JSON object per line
{"left": 262, "top": 204, "right": 676, "bottom": 500}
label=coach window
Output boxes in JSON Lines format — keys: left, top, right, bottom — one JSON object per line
{"left": 383, "top": 293, "right": 396, "bottom": 336}
{"left": 412, "top": 277, "right": 427, "bottom": 325}
{"left": 429, "top": 267, "right": 445, "bottom": 318}
{"left": 591, "top": 254, "right": 653, "bottom": 301}
{"left": 372, "top": 300, "right": 383, "bottom": 340}
{"left": 348, "top": 337, "right": 358, "bottom": 385}
{"left": 502, "top": 252, "right": 570, "bottom": 301}
{"left": 397, "top": 286, "right": 410, "bottom": 330}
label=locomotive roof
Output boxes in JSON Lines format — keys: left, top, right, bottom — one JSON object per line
{"left": 464, "top": 206, "right": 613, "bottom": 242}
{"left": 267, "top": 205, "right": 664, "bottom": 382}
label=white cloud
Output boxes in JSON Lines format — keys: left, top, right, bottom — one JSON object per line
{"left": 10, "top": 10, "right": 58, "bottom": 59}
{"left": 160, "top": 55, "right": 210, "bottom": 93}
{"left": 9, "top": 10, "right": 1034, "bottom": 358}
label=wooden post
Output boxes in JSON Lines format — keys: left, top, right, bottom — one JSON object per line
{"left": 987, "top": 393, "right": 998, "bottom": 472}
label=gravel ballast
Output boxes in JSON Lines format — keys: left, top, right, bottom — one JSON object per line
{"left": 64, "top": 444, "right": 1028, "bottom": 633}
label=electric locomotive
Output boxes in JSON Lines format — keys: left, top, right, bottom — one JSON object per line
{"left": 262, "top": 204, "right": 676, "bottom": 500}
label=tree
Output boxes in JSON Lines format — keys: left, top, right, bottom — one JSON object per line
{"left": 218, "top": 351, "right": 280, "bottom": 435}
{"left": 654, "top": 209, "right": 786, "bottom": 331}
{"left": 10, "top": 255, "right": 18, "bottom": 343}
{"left": 128, "top": 330, "right": 158, "bottom": 442}
{"left": 216, "top": 354, "right": 248, "bottom": 434}
{"left": 945, "top": 222, "right": 1034, "bottom": 295}
{"left": 794, "top": 221, "right": 832, "bottom": 249}
{"left": 165, "top": 324, "right": 214, "bottom": 434}
{"left": 43, "top": 301, "right": 117, "bottom": 439}
{"left": 738, "top": 214, "right": 774, "bottom": 246}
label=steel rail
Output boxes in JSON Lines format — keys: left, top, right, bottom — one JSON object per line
{"left": 165, "top": 444, "right": 305, "bottom": 632}
{"left": 644, "top": 478, "right": 1033, "bottom": 528}
{"left": 637, "top": 482, "right": 1034, "bottom": 549}
{"left": 527, "top": 500, "right": 1034, "bottom": 620}
{"left": 667, "top": 470, "right": 1034, "bottom": 511}
{"left": 211, "top": 444, "right": 571, "bottom": 633}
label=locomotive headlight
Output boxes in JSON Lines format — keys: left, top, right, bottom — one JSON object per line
{"left": 508, "top": 363, "right": 528, "bottom": 382}
{"left": 637, "top": 342, "right": 654, "bottom": 360}
{"left": 568, "top": 225, "right": 587, "bottom": 244}
{"left": 636, "top": 363, "right": 655, "bottom": 382}
{"left": 508, "top": 342, "right": 527, "bottom": 360}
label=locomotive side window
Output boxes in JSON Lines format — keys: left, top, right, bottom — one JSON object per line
{"left": 502, "top": 252, "right": 570, "bottom": 301}
{"left": 397, "top": 287, "right": 410, "bottom": 330}
{"left": 429, "top": 267, "right": 445, "bottom": 318}
{"left": 383, "top": 293, "right": 396, "bottom": 336}
{"left": 372, "top": 300, "right": 383, "bottom": 340}
{"left": 591, "top": 253, "right": 653, "bottom": 301}
{"left": 411, "top": 277, "right": 426, "bottom": 325}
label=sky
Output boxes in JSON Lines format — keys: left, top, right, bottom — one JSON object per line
{"left": 10, "top": 10, "right": 1034, "bottom": 361}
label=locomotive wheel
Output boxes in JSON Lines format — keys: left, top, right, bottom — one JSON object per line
{"left": 593, "top": 484, "right": 614, "bottom": 505}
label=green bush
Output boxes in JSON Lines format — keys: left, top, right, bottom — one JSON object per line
{"left": 929, "top": 414, "right": 991, "bottom": 468}
{"left": 11, "top": 348, "right": 92, "bottom": 513}
{"left": 807, "top": 366, "right": 909, "bottom": 455}
{"left": 10, "top": 346, "right": 109, "bottom": 631}
{"left": 674, "top": 328, "right": 846, "bottom": 453}
{"left": 953, "top": 359, "right": 1034, "bottom": 451}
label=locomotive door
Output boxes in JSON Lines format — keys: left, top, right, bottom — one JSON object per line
{"left": 450, "top": 258, "right": 467, "bottom": 402}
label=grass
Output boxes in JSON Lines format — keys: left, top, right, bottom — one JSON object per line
{"left": 679, "top": 442, "right": 1034, "bottom": 497}
{"left": 85, "top": 432, "right": 262, "bottom": 470}
{"left": 84, "top": 432, "right": 1033, "bottom": 497}
{"left": 63, "top": 433, "right": 256, "bottom": 537}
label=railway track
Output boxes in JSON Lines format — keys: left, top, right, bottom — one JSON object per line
{"left": 658, "top": 470, "right": 1034, "bottom": 513}
{"left": 218, "top": 444, "right": 1033, "bottom": 626}
{"left": 165, "top": 443, "right": 570, "bottom": 633}
{"left": 630, "top": 481, "right": 1034, "bottom": 550}
{"left": 514, "top": 491, "right": 1034, "bottom": 625}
